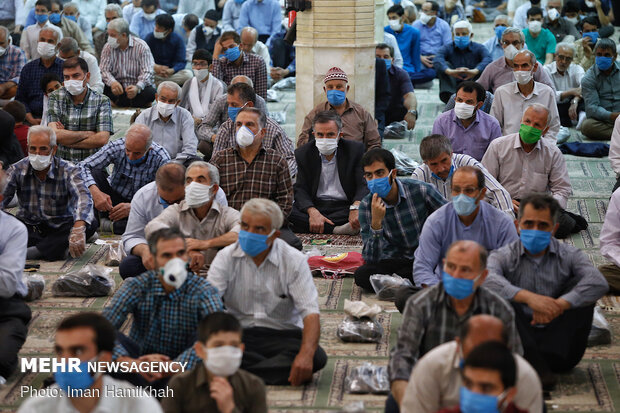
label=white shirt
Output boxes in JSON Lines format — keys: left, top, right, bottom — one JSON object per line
{"left": 0, "top": 211, "right": 28, "bottom": 298}
{"left": 73, "top": 0, "right": 107, "bottom": 30}
{"left": 19, "top": 22, "right": 63, "bottom": 60}
{"left": 601, "top": 186, "right": 620, "bottom": 268}
{"left": 513, "top": 0, "right": 548, "bottom": 29}
{"left": 543, "top": 61, "right": 585, "bottom": 103}
{"left": 251, "top": 40, "right": 271, "bottom": 69}
{"left": 383, "top": 31, "right": 404, "bottom": 69}
{"left": 609, "top": 116, "right": 620, "bottom": 175}
{"left": 177, "top": 0, "right": 215, "bottom": 19}
{"left": 122, "top": 4, "right": 140, "bottom": 25}
{"left": 80, "top": 50, "right": 104, "bottom": 94}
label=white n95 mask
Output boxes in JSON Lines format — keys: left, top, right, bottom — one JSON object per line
{"left": 204, "top": 346, "right": 243, "bottom": 376}
{"left": 160, "top": 258, "right": 188, "bottom": 289}
{"left": 235, "top": 126, "right": 255, "bottom": 148}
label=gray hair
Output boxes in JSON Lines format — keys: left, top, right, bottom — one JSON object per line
{"left": 40, "top": 27, "right": 61, "bottom": 42}
{"left": 419, "top": 134, "right": 453, "bottom": 161}
{"left": 240, "top": 26, "right": 258, "bottom": 42}
{"left": 186, "top": 161, "right": 220, "bottom": 185}
{"left": 514, "top": 49, "right": 536, "bottom": 65}
{"left": 157, "top": 81, "right": 182, "bottom": 99}
{"left": 237, "top": 107, "right": 266, "bottom": 129}
{"left": 446, "top": 240, "right": 489, "bottom": 271}
{"left": 231, "top": 75, "right": 253, "bottom": 88}
{"left": 594, "top": 38, "right": 618, "bottom": 54}
{"left": 147, "top": 227, "right": 185, "bottom": 255}
{"left": 63, "top": 2, "right": 79, "bottom": 12}
{"left": 104, "top": 3, "right": 123, "bottom": 16}
{"left": 494, "top": 14, "right": 509, "bottom": 23}
{"left": 0, "top": 26, "right": 9, "bottom": 43}
{"left": 502, "top": 27, "right": 525, "bottom": 44}
{"left": 452, "top": 20, "right": 472, "bottom": 34}
{"left": 556, "top": 42, "right": 575, "bottom": 54}
{"left": 58, "top": 37, "right": 79, "bottom": 54}
{"left": 108, "top": 17, "right": 130, "bottom": 35}
{"left": 27, "top": 125, "right": 57, "bottom": 147}
{"left": 240, "top": 198, "right": 284, "bottom": 230}
{"left": 523, "top": 103, "right": 551, "bottom": 127}
{"left": 126, "top": 123, "right": 153, "bottom": 149}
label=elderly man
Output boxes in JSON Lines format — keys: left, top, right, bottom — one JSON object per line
{"left": 485, "top": 193, "right": 608, "bottom": 385}
{"left": 401, "top": 315, "right": 542, "bottom": 413}
{"left": 386, "top": 240, "right": 522, "bottom": 413}
{"left": 185, "top": 10, "right": 221, "bottom": 60}
{"left": 0, "top": 26, "right": 26, "bottom": 100}
{"left": 146, "top": 161, "right": 240, "bottom": 272}
{"left": 580, "top": 38, "right": 620, "bottom": 140}
{"left": 208, "top": 198, "right": 326, "bottom": 386}
{"left": 411, "top": 1, "right": 452, "bottom": 79}
{"left": 298, "top": 67, "right": 381, "bottom": 150}
{"left": 146, "top": 13, "right": 192, "bottom": 87}
{"left": 483, "top": 15, "right": 510, "bottom": 61}
{"left": 523, "top": 7, "right": 557, "bottom": 65}
{"left": 129, "top": 0, "right": 165, "bottom": 40}
{"left": 600, "top": 183, "right": 620, "bottom": 293}
{"left": 57, "top": 38, "right": 103, "bottom": 93}
{"left": 490, "top": 50, "right": 560, "bottom": 139}
{"left": 47, "top": 57, "right": 112, "bottom": 162}
{"left": 80, "top": 123, "right": 170, "bottom": 234}
{"left": 100, "top": 17, "right": 156, "bottom": 108}
{"left": 135, "top": 81, "right": 199, "bottom": 163}
{"left": 222, "top": 0, "right": 243, "bottom": 31}
{"left": 478, "top": 27, "right": 555, "bottom": 93}
{"left": 238, "top": 0, "right": 282, "bottom": 43}
{"left": 62, "top": 2, "right": 94, "bottom": 44}
{"left": 15, "top": 27, "right": 63, "bottom": 125}
{"left": 48, "top": 0, "right": 93, "bottom": 55}
{"left": 2, "top": 126, "right": 95, "bottom": 260}
{"left": 94, "top": 3, "right": 122, "bottom": 59}
{"left": 543, "top": 0, "right": 580, "bottom": 43}
{"left": 433, "top": 20, "right": 491, "bottom": 104}
{"left": 240, "top": 26, "right": 271, "bottom": 74}
{"left": 19, "top": 0, "right": 63, "bottom": 60}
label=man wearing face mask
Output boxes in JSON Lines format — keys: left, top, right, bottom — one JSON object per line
{"left": 237, "top": 0, "right": 282, "bottom": 43}
{"left": 47, "top": 0, "right": 94, "bottom": 55}
{"left": 544, "top": 0, "right": 580, "bottom": 43}
{"left": 485, "top": 193, "right": 608, "bottom": 384}
{"left": 129, "top": 0, "right": 165, "bottom": 40}
{"left": 0, "top": 25, "right": 26, "bottom": 101}
{"left": 579, "top": 0, "right": 612, "bottom": 25}
{"left": 411, "top": 1, "right": 452, "bottom": 78}
{"left": 57, "top": 37, "right": 103, "bottom": 93}
{"left": 513, "top": 0, "right": 547, "bottom": 29}
{"left": 17, "top": 313, "right": 163, "bottom": 413}
{"left": 483, "top": 15, "right": 510, "bottom": 61}
{"left": 298, "top": 67, "right": 381, "bottom": 150}
{"left": 572, "top": 16, "right": 601, "bottom": 70}
{"left": 47, "top": 57, "right": 112, "bottom": 162}
{"left": 208, "top": 198, "right": 326, "bottom": 386}
{"left": 2, "top": 126, "right": 96, "bottom": 261}
{"left": 289, "top": 111, "right": 368, "bottom": 235}
{"left": 80, "top": 123, "right": 170, "bottom": 235}
{"left": 103, "top": 227, "right": 224, "bottom": 388}
{"left": 146, "top": 14, "right": 193, "bottom": 87}
{"left": 19, "top": 0, "right": 63, "bottom": 60}
{"left": 523, "top": 7, "right": 557, "bottom": 64}
{"left": 162, "top": 312, "right": 268, "bottom": 413}
{"left": 94, "top": 3, "right": 122, "bottom": 60}
{"left": 146, "top": 161, "right": 240, "bottom": 272}
{"left": 186, "top": 10, "right": 221, "bottom": 60}
{"left": 490, "top": 50, "right": 561, "bottom": 139}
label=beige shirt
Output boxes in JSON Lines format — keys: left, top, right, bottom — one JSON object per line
{"left": 481, "top": 132, "right": 571, "bottom": 208}
{"left": 145, "top": 200, "right": 240, "bottom": 266}
{"left": 401, "top": 341, "right": 543, "bottom": 413}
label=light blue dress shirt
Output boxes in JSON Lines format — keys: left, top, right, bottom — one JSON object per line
{"left": 483, "top": 35, "right": 505, "bottom": 61}
{"left": 0, "top": 211, "right": 28, "bottom": 298}
{"left": 222, "top": 0, "right": 244, "bottom": 32}
{"left": 411, "top": 17, "right": 452, "bottom": 56}
{"left": 238, "top": 0, "right": 282, "bottom": 37}
{"left": 129, "top": 8, "right": 166, "bottom": 40}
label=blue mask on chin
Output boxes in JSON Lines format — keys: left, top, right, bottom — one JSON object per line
{"left": 127, "top": 152, "right": 147, "bottom": 166}
{"left": 519, "top": 229, "right": 552, "bottom": 254}
{"left": 158, "top": 197, "right": 170, "bottom": 208}
{"left": 238, "top": 229, "right": 275, "bottom": 257}
{"left": 431, "top": 164, "right": 455, "bottom": 181}
{"left": 54, "top": 359, "right": 98, "bottom": 395}
{"left": 459, "top": 386, "right": 502, "bottom": 413}
{"left": 366, "top": 171, "right": 393, "bottom": 199}
{"left": 442, "top": 271, "right": 477, "bottom": 299}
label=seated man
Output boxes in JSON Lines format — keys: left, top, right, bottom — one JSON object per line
{"left": 208, "top": 198, "right": 327, "bottom": 386}
{"left": 94, "top": 3, "right": 122, "bottom": 60}
{"left": 19, "top": 0, "right": 63, "bottom": 60}
{"left": 438, "top": 0, "right": 465, "bottom": 25}
{"left": 185, "top": 10, "right": 221, "bottom": 60}
{"left": 222, "top": 0, "right": 243, "bottom": 32}
{"left": 544, "top": 0, "right": 580, "bottom": 44}
{"left": 289, "top": 111, "right": 368, "bottom": 235}
{"left": 478, "top": 27, "right": 555, "bottom": 94}
{"left": 401, "top": 315, "right": 542, "bottom": 413}
{"left": 101, "top": 17, "right": 156, "bottom": 108}
{"left": 433, "top": 20, "right": 491, "bottom": 104}
{"left": 162, "top": 312, "right": 268, "bottom": 413}
{"left": 80, "top": 123, "right": 170, "bottom": 235}
{"left": 432, "top": 81, "right": 502, "bottom": 161}
{"left": 146, "top": 13, "right": 192, "bottom": 87}
{"left": 513, "top": 0, "right": 545, "bottom": 29}
{"left": 128, "top": 0, "right": 165, "bottom": 40}
{"left": 146, "top": 161, "right": 240, "bottom": 271}
{"left": 2, "top": 126, "right": 95, "bottom": 261}
{"left": 610, "top": 117, "right": 620, "bottom": 193}
{"left": 135, "top": 81, "right": 199, "bottom": 163}
{"left": 485, "top": 193, "right": 608, "bottom": 383}
{"left": 411, "top": 134, "right": 513, "bottom": 216}
{"left": 62, "top": 2, "right": 95, "bottom": 46}
{"left": 490, "top": 50, "right": 560, "bottom": 139}
{"left": 240, "top": 26, "right": 272, "bottom": 75}
{"left": 57, "top": 37, "right": 104, "bottom": 93}
{"left": 17, "top": 313, "right": 162, "bottom": 413}
{"left": 15, "top": 27, "right": 63, "bottom": 125}
{"left": 47, "top": 57, "right": 112, "bottom": 162}
{"left": 387, "top": 240, "right": 522, "bottom": 412}
{"left": 238, "top": 0, "right": 282, "bottom": 43}
{"left": 0, "top": 25, "right": 26, "bottom": 100}
{"left": 482, "top": 15, "right": 510, "bottom": 61}
{"left": 354, "top": 148, "right": 446, "bottom": 292}
{"left": 523, "top": 7, "right": 557, "bottom": 65}
{"left": 102, "top": 227, "right": 224, "bottom": 388}
{"left": 48, "top": 0, "right": 93, "bottom": 55}
{"left": 572, "top": 16, "right": 600, "bottom": 71}
{"left": 411, "top": 1, "right": 452, "bottom": 82}
{"left": 600, "top": 183, "right": 620, "bottom": 293}
{"left": 580, "top": 38, "right": 620, "bottom": 140}
{"left": 210, "top": 107, "right": 301, "bottom": 249}
{"left": 298, "top": 67, "right": 381, "bottom": 150}
{"left": 212, "top": 31, "right": 267, "bottom": 98}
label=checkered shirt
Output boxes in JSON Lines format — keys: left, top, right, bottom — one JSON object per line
{"left": 0, "top": 45, "right": 27, "bottom": 84}
{"left": 212, "top": 52, "right": 268, "bottom": 98}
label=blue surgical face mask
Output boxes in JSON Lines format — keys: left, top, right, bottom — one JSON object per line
{"left": 228, "top": 105, "right": 241, "bottom": 122}
{"left": 127, "top": 152, "right": 147, "bottom": 166}
{"left": 519, "top": 228, "right": 552, "bottom": 254}
{"left": 234, "top": 0, "right": 245, "bottom": 3}
{"left": 442, "top": 271, "right": 478, "bottom": 300}
{"left": 366, "top": 170, "right": 393, "bottom": 199}
{"left": 595, "top": 56, "right": 614, "bottom": 71}
{"left": 326, "top": 89, "right": 346, "bottom": 106}
{"left": 159, "top": 197, "right": 170, "bottom": 208}
{"left": 49, "top": 12, "right": 61, "bottom": 24}
{"left": 459, "top": 386, "right": 502, "bottom": 413}
{"left": 582, "top": 31, "right": 599, "bottom": 44}
{"left": 452, "top": 193, "right": 478, "bottom": 216}
{"left": 66, "top": 15, "right": 78, "bottom": 22}
{"left": 454, "top": 35, "right": 470, "bottom": 49}
{"left": 495, "top": 25, "right": 507, "bottom": 40}
{"left": 238, "top": 229, "right": 275, "bottom": 257}
{"left": 431, "top": 164, "right": 454, "bottom": 181}
{"left": 224, "top": 46, "right": 241, "bottom": 62}
{"left": 54, "top": 358, "right": 99, "bottom": 395}
{"left": 35, "top": 13, "right": 49, "bottom": 24}
{"left": 383, "top": 58, "right": 392, "bottom": 71}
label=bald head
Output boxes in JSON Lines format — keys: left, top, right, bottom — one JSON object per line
{"left": 125, "top": 123, "right": 152, "bottom": 154}
{"left": 446, "top": 240, "right": 488, "bottom": 271}
{"left": 231, "top": 75, "right": 253, "bottom": 88}
{"left": 240, "top": 26, "right": 258, "bottom": 53}
{"left": 458, "top": 315, "right": 507, "bottom": 357}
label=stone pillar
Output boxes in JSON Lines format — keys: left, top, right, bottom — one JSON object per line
{"left": 294, "top": 0, "right": 377, "bottom": 141}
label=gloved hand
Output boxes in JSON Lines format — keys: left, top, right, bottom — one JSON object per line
{"left": 69, "top": 225, "right": 86, "bottom": 258}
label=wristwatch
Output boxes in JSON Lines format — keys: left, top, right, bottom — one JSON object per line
{"left": 408, "top": 109, "right": 418, "bottom": 119}
{"left": 349, "top": 204, "right": 359, "bottom": 210}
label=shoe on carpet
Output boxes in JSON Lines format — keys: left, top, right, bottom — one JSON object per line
{"left": 333, "top": 222, "right": 360, "bottom": 235}
{"left": 556, "top": 127, "right": 571, "bottom": 144}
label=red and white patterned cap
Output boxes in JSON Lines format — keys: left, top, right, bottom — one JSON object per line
{"left": 323, "top": 67, "right": 348, "bottom": 84}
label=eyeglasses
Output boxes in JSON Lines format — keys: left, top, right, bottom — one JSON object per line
{"left": 452, "top": 187, "right": 480, "bottom": 196}
{"left": 502, "top": 40, "right": 522, "bottom": 47}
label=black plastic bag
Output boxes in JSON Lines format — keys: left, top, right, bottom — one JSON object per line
{"left": 344, "top": 363, "right": 389, "bottom": 394}
{"left": 52, "top": 264, "right": 115, "bottom": 297}
{"left": 337, "top": 315, "right": 384, "bottom": 343}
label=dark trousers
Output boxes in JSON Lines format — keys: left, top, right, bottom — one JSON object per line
{"left": 241, "top": 327, "right": 327, "bottom": 385}
{"left": 91, "top": 168, "right": 132, "bottom": 235}
{"left": 0, "top": 297, "right": 31, "bottom": 379}
{"left": 279, "top": 224, "right": 303, "bottom": 250}
{"left": 25, "top": 221, "right": 97, "bottom": 261}
{"left": 385, "top": 393, "right": 400, "bottom": 413}
{"left": 437, "top": 70, "right": 459, "bottom": 104}
{"left": 104, "top": 85, "right": 156, "bottom": 108}
{"left": 271, "top": 38, "right": 295, "bottom": 76}
{"left": 258, "top": 34, "right": 270, "bottom": 44}
{"left": 409, "top": 68, "right": 436, "bottom": 85}
{"left": 385, "top": 104, "right": 408, "bottom": 126}
{"left": 395, "top": 285, "right": 423, "bottom": 314}
{"left": 557, "top": 101, "right": 585, "bottom": 127}
{"left": 513, "top": 303, "right": 594, "bottom": 375}
{"left": 119, "top": 254, "right": 147, "bottom": 279}
{"left": 353, "top": 258, "right": 414, "bottom": 292}
{"left": 288, "top": 200, "right": 350, "bottom": 234}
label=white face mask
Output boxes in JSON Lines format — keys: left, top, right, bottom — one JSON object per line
{"left": 585, "top": 0, "right": 595, "bottom": 7}
{"left": 157, "top": 100, "right": 176, "bottom": 118}
{"left": 566, "top": 16, "right": 579, "bottom": 24}
{"left": 37, "top": 42, "right": 56, "bottom": 58}
{"left": 143, "top": 11, "right": 157, "bottom": 20}
{"left": 514, "top": 69, "right": 533, "bottom": 84}
{"left": 64, "top": 78, "right": 86, "bottom": 96}
{"left": 454, "top": 101, "right": 476, "bottom": 119}
{"left": 29, "top": 153, "right": 52, "bottom": 171}
{"left": 202, "top": 25, "right": 214, "bottom": 36}
{"left": 315, "top": 138, "right": 339, "bottom": 155}
{"left": 388, "top": 18, "right": 402, "bottom": 31}
{"left": 419, "top": 12, "right": 433, "bottom": 25}
{"left": 185, "top": 181, "right": 213, "bottom": 208}
{"left": 153, "top": 30, "right": 166, "bottom": 39}
{"left": 528, "top": 20, "right": 542, "bottom": 33}
{"left": 0, "top": 46, "right": 6, "bottom": 56}
{"left": 504, "top": 44, "right": 519, "bottom": 60}
{"left": 235, "top": 125, "right": 256, "bottom": 148}
{"left": 547, "top": 8, "right": 560, "bottom": 21}
{"left": 194, "top": 68, "right": 209, "bottom": 80}
{"left": 107, "top": 36, "right": 119, "bottom": 48}
{"left": 160, "top": 257, "right": 188, "bottom": 288}
{"left": 204, "top": 346, "right": 243, "bottom": 377}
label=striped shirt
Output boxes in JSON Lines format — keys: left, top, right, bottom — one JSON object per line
{"left": 359, "top": 179, "right": 447, "bottom": 263}
{"left": 0, "top": 45, "right": 26, "bottom": 85}
{"left": 207, "top": 238, "right": 320, "bottom": 330}
{"left": 411, "top": 153, "right": 514, "bottom": 217}
{"left": 212, "top": 52, "right": 268, "bottom": 98}
{"left": 389, "top": 283, "right": 522, "bottom": 382}
{"left": 100, "top": 35, "right": 155, "bottom": 90}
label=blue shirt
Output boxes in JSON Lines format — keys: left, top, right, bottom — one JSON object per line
{"left": 433, "top": 40, "right": 492, "bottom": 74}
{"left": 15, "top": 57, "right": 63, "bottom": 117}
{"left": 411, "top": 17, "right": 452, "bottom": 56}
{"left": 145, "top": 31, "right": 187, "bottom": 73}
{"left": 129, "top": 8, "right": 166, "bottom": 40}
{"left": 581, "top": 61, "right": 620, "bottom": 121}
{"left": 238, "top": 0, "right": 282, "bottom": 37}
{"left": 483, "top": 35, "right": 504, "bottom": 61}
{"left": 387, "top": 64, "right": 414, "bottom": 112}
{"left": 0, "top": 211, "right": 28, "bottom": 298}
{"left": 384, "top": 24, "right": 422, "bottom": 74}
{"left": 413, "top": 202, "right": 519, "bottom": 286}
{"left": 222, "top": 0, "right": 243, "bottom": 31}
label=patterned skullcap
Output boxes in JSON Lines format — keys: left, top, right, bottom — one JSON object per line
{"left": 323, "top": 67, "right": 348, "bottom": 83}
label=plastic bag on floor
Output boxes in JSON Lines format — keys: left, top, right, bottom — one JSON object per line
{"left": 271, "top": 77, "right": 296, "bottom": 90}
{"left": 52, "top": 264, "right": 115, "bottom": 297}
{"left": 390, "top": 148, "right": 419, "bottom": 175}
{"left": 588, "top": 306, "right": 612, "bottom": 346}
{"left": 337, "top": 316, "right": 384, "bottom": 343}
{"left": 370, "top": 273, "right": 413, "bottom": 301}
{"left": 269, "top": 111, "right": 287, "bottom": 124}
{"left": 267, "top": 89, "right": 282, "bottom": 102}
{"left": 25, "top": 274, "right": 45, "bottom": 301}
{"left": 344, "top": 363, "right": 389, "bottom": 394}
{"left": 340, "top": 401, "right": 366, "bottom": 412}
{"left": 384, "top": 121, "right": 407, "bottom": 139}
{"left": 104, "top": 242, "right": 125, "bottom": 267}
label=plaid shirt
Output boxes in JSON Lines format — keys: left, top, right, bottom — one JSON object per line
{"left": 80, "top": 138, "right": 170, "bottom": 200}
{"left": 210, "top": 146, "right": 293, "bottom": 216}
{"left": 15, "top": 57, "right": 64, "bottom": 117}
{"left": 1, "top": 157, "right": 94, "bottom": 227}
{"left": 359, "top": 179, "right": 447, "bottom": 263}
{"left": 47, "top": 87, "right": 114, "bottom": 162}
{"left": 389, "top": 283, "right": 523, "bottom": 382}
{"left": 212, "top": 52, "right": 268, "bottom": 98}
{"left": 0, "top": 45, "right": 26, "bottom": 84}
{"left": 100, "top": 35, "right": 155, "bottom": 90}
{"left": 102, "top": 271, "right": 223, "bottom": 367}
{"left": 214, "top": 118, "right": 297, "bottom": 177}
